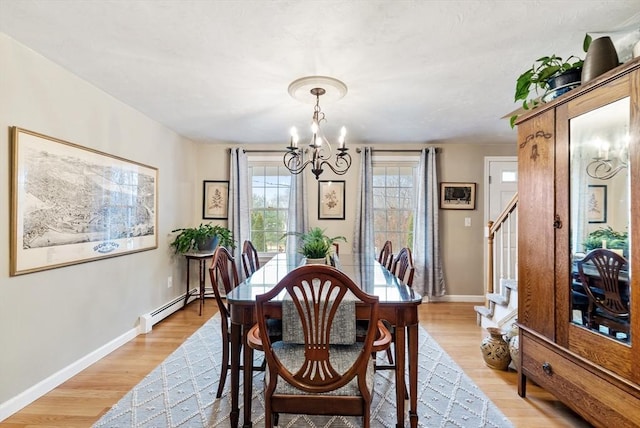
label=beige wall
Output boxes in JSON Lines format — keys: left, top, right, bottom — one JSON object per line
{"left": 0, "top": 34, "right": 198, "bottom": 409}
{"left": 195, "top": 142, "right": 517, "bottom": 299}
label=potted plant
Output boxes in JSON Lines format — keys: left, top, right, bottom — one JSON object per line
{"left": 284, "top": 227, "right": 346, "bottom": 263}
{"left": 583, "top": 226, "right": 628, "bottom": 255}
{"left": 510, "top": 34, "right": 592, "bottom": 127}
{"left": 170, "top": 223, "right": 235, "bottom": 254}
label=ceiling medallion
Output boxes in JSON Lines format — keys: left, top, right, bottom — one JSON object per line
{"left": 283, "top": 76, "right": 351, "bottom": 180}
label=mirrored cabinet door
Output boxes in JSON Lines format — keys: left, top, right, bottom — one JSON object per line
{"left": 569, "top": 97, "right": 631, "bottom": 344}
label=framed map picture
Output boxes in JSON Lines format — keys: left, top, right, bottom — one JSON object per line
{"left": 203, "top": 180, "right": 229, "bottom": 219}
{"left": 10, "top": 127, "right": 158, "bottom": 276}
{"left": 318, "top": 180, "right": 345, "bottom": 220}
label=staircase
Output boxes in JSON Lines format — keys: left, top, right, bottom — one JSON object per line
{"left": 475, "top": 193, "right": 518, "bottom": 329}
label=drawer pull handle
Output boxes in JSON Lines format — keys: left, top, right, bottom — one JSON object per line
{"left": 542, "top": 362, "right": 553, "bottom": 375}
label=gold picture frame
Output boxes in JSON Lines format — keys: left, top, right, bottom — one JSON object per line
{"left": 10, "top": 127, "right": 158, "bottom": 276}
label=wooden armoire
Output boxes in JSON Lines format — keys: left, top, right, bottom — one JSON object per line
{"left": 516, "top": 56, "right": 640, "bottom": 427}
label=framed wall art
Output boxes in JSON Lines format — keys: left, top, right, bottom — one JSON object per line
{"left": 10, "top": 127, "right": 158, "bottom": 276}
{"left": 440, "top": 182, "right": 476, "bottom": 210}
{"left": 318, "top": 180, "right": 345, "bottom": 220}
{"left": 587, "top": 184, "right": 607, "bottom": 223}
{"left": 203, "top": 180, "right": 229, "bottom": 219}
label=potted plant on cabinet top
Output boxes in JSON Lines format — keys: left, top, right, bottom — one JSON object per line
{"left": 170, "top": 223, "right": 235, "bottom": 254}
{"left": 285, "top": 227, "right": 346, "bottom": 264}
{"left": 510, "top": 34, "right": 592, "bottom": 127}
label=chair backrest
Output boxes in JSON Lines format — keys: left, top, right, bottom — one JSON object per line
{"left": 391, "top": 247, "right": 415, "bottom": 287}
{"left": 241, "top": 239, "right": 260, "bottom": 278}
{"left": 378, "top": 240, "right": 393, "bottom": 270}
{"left": 254, "top": 265, "right": 380, "bottom": 393}
{"left": 332, "top": 242, "right": 340, "bottom": 256}
{"left": 209, "top": 246, "right": 240, "bottom": 319}
{"left": 577, "top": 249, "right": 629, "bottom": 317}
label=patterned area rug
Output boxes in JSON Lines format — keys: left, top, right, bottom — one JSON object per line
{"left": 94, "top": 314, "right": 513, "bottom": 428}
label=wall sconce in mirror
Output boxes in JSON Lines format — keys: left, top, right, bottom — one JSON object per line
{"left": 586, "top": 135, "right": 629, "bottom": 180}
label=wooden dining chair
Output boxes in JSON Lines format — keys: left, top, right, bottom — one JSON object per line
{"left": 377, "top": 240, "right": 393, "bottom": 270}
{"left": 247, "top": 265, "right": 391, "bottom": 428}
{"left": 241, "top": 239, "right": 260, "bottom": 278}
{"left": 209, "top": 246, "right": 276, "bottom": 398}
{"left": 332, "top": 242, "right": 340, "bottom": 256}
{"left": 391, "top": 247, "right": 415, "bottom": 287}
{"left": 577, "top": 248, "right": 630, "bottom": 337}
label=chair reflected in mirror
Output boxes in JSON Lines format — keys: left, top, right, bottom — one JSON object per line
{"left": 576, "top": 248, "right": 630, "bottom": 339}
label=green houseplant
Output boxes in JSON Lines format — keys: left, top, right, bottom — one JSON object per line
{"left": 170, "top": 223, "right": 235, "bottom": 254}
{"left": 510, "top": 34, "right": 592, "bottom": 128}
{"left": 285, "top": 227, "right": 346, "bottom": 260}
{"left": 583, "top": 226, "right": 628, "bottom": 254}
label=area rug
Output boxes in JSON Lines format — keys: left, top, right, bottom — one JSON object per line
{"left": 93, "top": 314, "right": 513, "bottom": 428}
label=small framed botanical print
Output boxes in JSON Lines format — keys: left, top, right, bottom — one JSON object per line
{"left": 203, "top": 180, "right": 229, "bottom": 220}
{"left": 318, "top": 180, "right": 345, "bottom": 220}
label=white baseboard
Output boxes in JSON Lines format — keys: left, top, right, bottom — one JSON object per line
{"left": 0, "top": 327, "right": 136, "bottom": 422}
{"left": 0, "top": 294, "right": 189, "bottom": 422}
{"left": 425, "top": 295, "right": 486, "bottom": 303}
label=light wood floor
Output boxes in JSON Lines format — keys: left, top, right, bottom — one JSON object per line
{"left": 1, "top": 301, "right": 592, "bottom": 427}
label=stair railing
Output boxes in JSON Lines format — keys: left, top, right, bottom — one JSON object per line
{"left": 486, "top": 193, "right": 518, "bottom": 296}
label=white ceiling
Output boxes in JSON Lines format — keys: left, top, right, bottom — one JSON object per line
{"left": 1, "top": 0, "right": 640, "bottom": 146}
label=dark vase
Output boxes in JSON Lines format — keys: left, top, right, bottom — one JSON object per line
{"left": 197, "top": 235, "right": 220, "bottom": 252}
{"left": 582, "top": 36, "right": 619, "bottom": 83}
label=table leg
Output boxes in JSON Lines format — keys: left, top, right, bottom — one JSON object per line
{"left": 395, "top": 325, "right": 406, "bottom": 428}
{"left": 407, "top": 323, "right": 418, "bottom": 428}
{"left": 183, "top": 258, "right": 191, "bottom": 309}
{"left": 230, "top": 322, "right": 241, "bottom": 428}
{"left": 198, "top": 260, "right": 205, "bottom": 316}
{"left": 242, "top": 324, "right": 254, "bottom": 428}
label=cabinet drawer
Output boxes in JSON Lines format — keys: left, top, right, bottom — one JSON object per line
{"left": 521, "top": 332, "right": 640, "bottom": 428}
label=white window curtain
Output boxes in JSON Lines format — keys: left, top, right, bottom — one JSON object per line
{"left": 570, "top": 141, "right": 592, "bottom": 255}
{"left": 413, "top": 147, "right": 446, "bottom": 297}
{"left": 353, "top": 147, "right": 375, "bottom": 261}
{"left": 229, "top": 148, "right": 250, "bottom": 272}
{"left": 286, "top": 156, "right": 309, "bottom": 255}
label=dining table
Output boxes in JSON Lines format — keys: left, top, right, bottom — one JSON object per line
{"left": 226, "top": 252, "right": 423, "bottom": 428}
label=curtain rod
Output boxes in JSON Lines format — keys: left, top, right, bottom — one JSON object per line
{"left": 234, "top": 148, "right": 435, "bottom": 154}
{"left": 355, "top": 148, "right": 438, "bottom": 153}
{"left": 239, "top": 149, "right": 287, "bottom": 153}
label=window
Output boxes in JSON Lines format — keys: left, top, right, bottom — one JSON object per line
{"left": 372, "top": 158, "right": 419, "bottom": 254}
{"left": 248, "top": 162, "right": 291, "bottom": 253}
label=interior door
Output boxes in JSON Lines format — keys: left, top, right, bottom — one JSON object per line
{"left": 484, "top": 156, "right": 518, "bottom": 291}
{"left": 487, "top": 157, "right": 518, "bottom": 220}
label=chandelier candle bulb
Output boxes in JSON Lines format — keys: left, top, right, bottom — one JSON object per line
{"left": 339, "top": 126, "right": 346, "bottom": 149}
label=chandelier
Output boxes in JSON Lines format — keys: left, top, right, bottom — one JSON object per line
{"left": 283, "top": 76, "right": 352, "bottom": 180}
